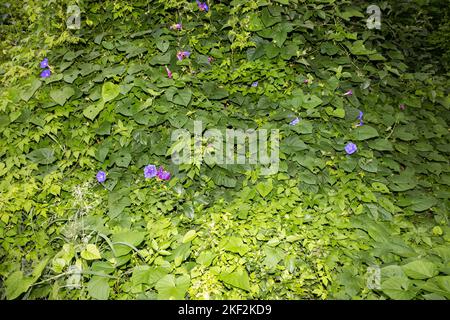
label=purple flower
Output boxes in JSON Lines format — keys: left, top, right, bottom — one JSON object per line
{"left": 196, "top": 0, "right": 209, "bottom": 12}
{"left": 165, "top": 66, "right": 172, "bottom": 79}
{"left": 303, "top": 79, "right": 309, "bottom": 84}
{"left": 251, "top": 81, "right": 258, "bottom": 87}
{"left": 208, "top": 56, "right": 213, "bottom": 64}
{"left": 289, "top": 117, "right": 300, "bottom": 126}
{"left": 96, "top": 171, "right": 106, "bottom": 183}
{"left": 356, "top": 111, "right": 364, "bottom": 126}
{"left": 357, "top": 111, "right": 363, "bottom": 120}
{"left": 40, "top": 58, "right": 49, "bottom": 68}
{"left": 345, "top": 142, "right": 357, "bottom": 155}
{"left": 177, "top": 51, "right": 191, "bottom": 61}
{"left": 399, "top": 104, "right": 406, "bottom": 110}
{"left": 144, "top": 164, "right": 157, "bottom": 178}
{"left": 170, "top": 23, "right": 182, "bottom": 30}
{"left": 344, "top": 89, "right": 353, "bottom": 96}
{"left": 156, "top": 166, "right": 171, "bottom": 181}
{"left": 40, "top": 69, "right": 51, "bottom": 78}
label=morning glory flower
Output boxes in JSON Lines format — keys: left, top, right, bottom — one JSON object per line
{"left": 356, "top": 110, "right": 364, "bottom": 126}
{"left": 96, "top": 171, "right": 106, "bottom": 183}
{"left": 156, "top": 166, "right": 171, "bottom": 181}
{"left": 344, "top": 89, "right": 353, "bottom": 96}
{"left": 165, "top": 66, "right": 172, "bottom": 79}
{"left": 290, "top": 117, "right": 300, "bottom": 126}
{"left": 251, "top": 81, "right": 258, "bottom": 87}
{"left": 176, "top": 51, "right": 191, "bottom": 61}
{"left": 40, "top": 58, "right": 49, "bottom": 68}
{"left": 196, "top": 0, "right": 209, "bottom": 12}
{"left": 357, "top": 111, "right": 363, "bottom": 120}
{"left": 144, "top": 164, "right": 157, "bottom": 178}
{"left": 160, "top": 170, "right": 171, "bottom": 180}
{"left": 345, "top": 142, "right": 357, "bottom": 155}
{"left": 40, "top": 69, "right": 51, "bottom": 78}
{"left": 170, "top": 23, "right": 182, "bottom": 30}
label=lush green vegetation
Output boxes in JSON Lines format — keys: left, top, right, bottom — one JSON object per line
{"left": 0, "top": 0, "right": 449, "bottom": 300}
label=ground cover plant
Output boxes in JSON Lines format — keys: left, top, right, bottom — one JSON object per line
{"left": 0, "top": 0, "right": 449, "bottom": 300}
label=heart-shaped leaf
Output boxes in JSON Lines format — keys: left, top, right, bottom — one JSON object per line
{"left": 50, "top": 86, "right": 75, "bottom": 106}
{"left": 102, "top": 82, "right": 120, "bottom": 102}
{"left": 256, "top": 179, "right": 273, "bottom": 197}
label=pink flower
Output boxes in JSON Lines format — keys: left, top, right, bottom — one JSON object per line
{"left": 303, "top": 79, "right": 309, "bottom": 84}
{"left": 343, "top": 89, "right": 353, "bottom": 96}
{"left": 165, "top": 66, "right": 172, "bottom": 79}
{"left": 177, "top": 51, "right": 191, "bottom": 61}
{"left": 208, "top": 56, "right": 213, "bottom": 64}
{"left": 170, "top": 23, "right": 182, "bottom": 30}
{"left": 156, "top": 166, "right": 171, "bottom": 181}
{"left": 399, "top": 104, "right": 406, "bottom": 110}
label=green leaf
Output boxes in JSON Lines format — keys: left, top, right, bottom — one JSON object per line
{"left": 155, "top": 39, "right": 170, "bottom": 53}
{"left": 393, "top": 126, "right": 419, "bottom": 141}
{"left": 182, "top": 230, "right": 197, "bottom": 243}
{"left": 381, "top": 276, "right": 417, "bottom": 300}
{"left": 112, "top": 230, "right": 145, "bottom": 256}
{"left": 50, "top": 86, "right": 75, "bottom": 106}
{"left": 96, "top": 121, "right": 112, "bottom": 135}
{"left": 348, "top": 40, "right": 377, "bottom": 55}
{"left": 150, "top": 52, "right": 171, "bottom": 65}
{"left": 111, "top": 152, "right": 132, "bottom": 168}
{"left": 402, "top": 260, "right": 438, "bottom": 279}
{"left": 5, "top": 271, "right": 34, "bottom": 299}
{"left": 408, "top": 196, "right": 437, "bottom": 212}
{"left": 352, "top": 125, "right": 379, "bottom": 140}
{"left": 202, "top": 83, "right": 229, "bottom": 100}
{"left": 371, "top": 182, "right": 390, "bottom": 194}
{"left": 422, "top": 276, "right": 450, "bottom": 299}
{"left": 368, "top": 139, "right": 394, "bottom": 151}
{"left": 302, "top": 94, "right": 323, "bottom": 109}
{"left": 211, "top": 169, "right": 236, "bottom": 188}
{"left": 358, "top": 158, "right": 378, "bottom": 173}
{"left": 294, "top": 120, "right": 313, "bottom": 134}
{"left": 131, "top": 266, "right": 168, "bottom": 286}
{"left": 256, "top": 179, "right": 273, "bottom": 197}
{"left": 219, "top": 267, "right": 251, "bottom": 292}
{"left": 81, "top": 244, "right": 102, "bottom": 260}
{"left": 155, "top": 274, "right": 190, "bottom": 300}
{"left": 263, "top": 246, "right": 285, "bottom": 269}
{"left": 27, "top": 148, "right": 56, "bottom": 164}
{"left": 102, "top": 82, "right": 120, "bottom": 102}
{"left": 333, "top": 108, "right": 346, "bottom": 118}
{"left": 389, "top": 171, "right": 418, "bottom": 192}
{"left": 281, "top": 136, "right": 308, "bottom": 154}
{"left": 172, "top": 89, "right": 192, "bottom": 107}
{"left": 87, "top": 276, "right": 110, "bottom": 300}
{"left": 32, "top": 256, "right": 50, "bottom": 281}
{"left": 21, "top": 79, "right": 42, "bottom": 102}
{"left": 196, "top": 251, "right": 216, "bottom": 267}
{"left": 83, "top": 101, "right": 105, "bottom": 121}
{"left": 221, "top": 237, "right": 250, "bottom": 256}
{"left": 167, "top": 243, "right": 191, "bottom": 266}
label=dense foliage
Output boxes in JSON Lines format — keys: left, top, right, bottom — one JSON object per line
{"left": 0, "top": 0, "right": 449, "bottom": 300}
